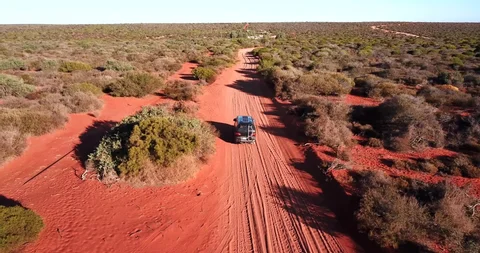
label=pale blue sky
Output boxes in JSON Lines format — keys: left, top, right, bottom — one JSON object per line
{"left": 1, "top": 0, "right": 479, "bottom": 24}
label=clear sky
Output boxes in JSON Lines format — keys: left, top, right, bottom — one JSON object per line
{"left": 1, "top": 0, "right": 479, "bottom": 24}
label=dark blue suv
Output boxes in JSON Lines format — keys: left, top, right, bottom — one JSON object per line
{"left": 233, "top": 115, "right": 256, "bottom": 144}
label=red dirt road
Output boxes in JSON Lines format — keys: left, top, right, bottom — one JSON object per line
{"left": 0, "top": 49, "right": 360, "bottom": 252}
{"left": 371, "top": 25, "right": 431, "bottom": 39}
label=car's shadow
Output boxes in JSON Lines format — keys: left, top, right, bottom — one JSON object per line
{"left": 208, "top": 121, "right": 235, "bottom": 144}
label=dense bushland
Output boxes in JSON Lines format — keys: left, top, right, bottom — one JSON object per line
{"left": 87, "top": 105, "right": 217, "bottom": 186}
{"left": 389, "top": 154, "right": 480, "bottom": 178}
{"left": 376, "top": 94, "right": 445, "bottom": 151}
{"left": 291, "top": 95, "right": 353, "bottom": 157}
{"left": 354, "top": 171, "right": 480, "bottom": 252}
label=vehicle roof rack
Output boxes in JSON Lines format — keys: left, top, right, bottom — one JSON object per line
{"left": 237, "top": 115, "right": 254, "bottom": 124}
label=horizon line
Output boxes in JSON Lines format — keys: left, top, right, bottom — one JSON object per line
{"left": 1, "top": 20, "right": 480, "bottom": 26}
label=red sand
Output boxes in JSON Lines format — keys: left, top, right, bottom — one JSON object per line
{"left": 344, "top": 95, "right": 380, "bottom": 107}
{"left": 0, "top": 50, "right": 361, "bottom": 252}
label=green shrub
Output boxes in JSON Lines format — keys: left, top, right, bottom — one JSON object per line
{"left": 366, "top": 138, "right": 383, "bottom": 148}
{"left": 39, "top": 92, "right": 103, "bottom": 114}
{"left": 356, "top": 182, "right": 429, "bottom": 249}
{"left": 268, "top": 66, "right": 302, "bottom": 99}
{"left": 192, "top": 67, "right": 217, "bottom": 84}
{"left": 376, "top": 95, "right": 445, "bottom": 151}
{"left": 164, "top": 80, "right": 201, "bottom": 101}
{"left": 368, "top": 81, "right": 400, "bottom": 98}
{"left": 354, "top": 171, "right": 479, "bottom": 252}
{"left": 172, "top": 101, "right": 198, "bottom": 114}
{"left": 436, "top": 155, "right": 480, "bottom": 178}
{"left": 0, "top": 58, "right": 26, "bottom": 70}
{"left": 58, "top": 61, "right": 92, "bottom": 72}
{"left": 295, "top": 72, "right": 354, "bottom": 96}
{"left": 118, "top": 117, "right": 198, "bottom": 177}
{"left": 105, "top": 60, "right": 134, "bottom": 71}
{"left": 28, "top": 59, "right": 58, "bottom": 71}
{"left": 0, "top": 107, "right": 68, "bottom": 136}
{"left": 65, "top": 92, "right": 104, "bottom": 113}
{"left": 152, "top": 57, "right": 182, "bottom": 72}
{"left": 64, "top": 82, "right": 103, "bottom": 97}
{"left": 87, "top": 105, "right": 216, "bottom": 186}
{"left": 0, "top": 74, "right": 35, "bottom": 98}
{"left": 0, "top": 203, "right": 44, "bottom": 252}
{"left": 418, "top": 86, "right": 475, "bottom": 108}
{"left": 0, "top": 130, "right": 27, "bottom": 166}
{"left": 106, "top": 72, "right": 164, "bottom": 97}
{"left": 199, "top": 56, "right": 232, "bottom": 70}
{"left": 451, "top": 57, "right": 464, "bottom": 70}
{"left": 20, "top": 74, "right": 34, "bottom": 85}
{"left": 293, "top": 96, "right": 353, "bottom": 152}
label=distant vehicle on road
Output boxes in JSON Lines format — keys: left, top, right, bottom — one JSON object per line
{"left": 233, "top": 115, "right": 256, "bottom": 144}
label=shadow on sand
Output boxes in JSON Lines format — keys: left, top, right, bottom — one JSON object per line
{"left": 207, "top": 121, "right": 235, "bottom": 144}
{"left": 0, "top": 195, "right": 22, "bottom": 207}
{"left": 73, "top": 120, "right": 117, "bottom": 168}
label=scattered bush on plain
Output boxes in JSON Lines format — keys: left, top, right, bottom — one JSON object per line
{"left": 106, "top": 72, "right": 164, "bottom": 97}
{"left": 164, "top": 80, "right": 202, "bottom": 101}
{"left": 192, "top": 67, "right": 217, "bottom": 84}
{"left": 87, "top": 105, "right": 217, "bottom": 186}
{"left": 58, "top": 61, "right": 92, "bottom": 72}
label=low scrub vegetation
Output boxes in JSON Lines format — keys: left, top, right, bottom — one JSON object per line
{"left": 64, "top": 82, "right": 103, "bottom": 97}
{"left": 58, "top": 61, "right": 92, "bottom": 72}
{"left": 0, "top": 58, "right": 26, "bottom": 71}
{"left": 292, "top": 95, "right": 353, "bottom": 156}
{"left": 87, "top": 105, "right": 216, "bottom": 186}
{"left": 106, "top": 72, "right": 164, "bottom": 97}
{"left": 39, "top": 92, "right": 104, "bottom": 114}
{"left": 0, "top": 106, "right": 68, "bottom": 136}
{"left": 355, "top": 75, "right": 401, "bottom": 98}
{"left": 354, "top": 171, "right": 480, "bottom": 252}
{"left": 0, "top": 85, "right": 103, "bottom": 165}
{"left": 192, "top": 67, "right": 217, "bottom": 84}
{"left": 172, "top": 101, "right": 199, "bottom": 114}
{"left": 0, "top": 129, "right": 27, "bottom": 166}
{"left": 375, "top": 95, "right": 445, "bottom": 151}
{"left": 418, "top": 86, "right": 475, "bottom": 108}
{"left": 389, "top": 154, "right": 480, "bottom": 178}
{"left": 104, "top": 60, "right": 134, "bottom": 71}
{"left": 164, "top": 80, "right": 202, "bottom": 101}
{"left": 295, "top": 72, "right": 354, "bottom": 96}
{"left": 0, "top": 199, "right": 44, "bottom": 252}
{"left": 0, "top": 74, "right": 35, "bottom": 98}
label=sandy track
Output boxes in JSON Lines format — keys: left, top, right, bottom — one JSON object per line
{"left": 371, "top": 25, "right": 431, "bottom": 39}
{"left": 190, "top": 49, "right": 360, "bottom": 253}
{"left": 0, "top": 49, "right": 360, "bottom": 253}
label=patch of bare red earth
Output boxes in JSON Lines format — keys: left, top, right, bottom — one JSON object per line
{"left": 317, "top": 95, "right": 480, "bottom": 197}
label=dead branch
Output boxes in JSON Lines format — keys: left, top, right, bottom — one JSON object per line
{"left": 471, "top": 203, "right": 480, "bottom": 217}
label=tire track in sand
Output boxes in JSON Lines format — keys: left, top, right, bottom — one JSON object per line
{"left": 198, "top": 48, "right": 361, "bottom": 253}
